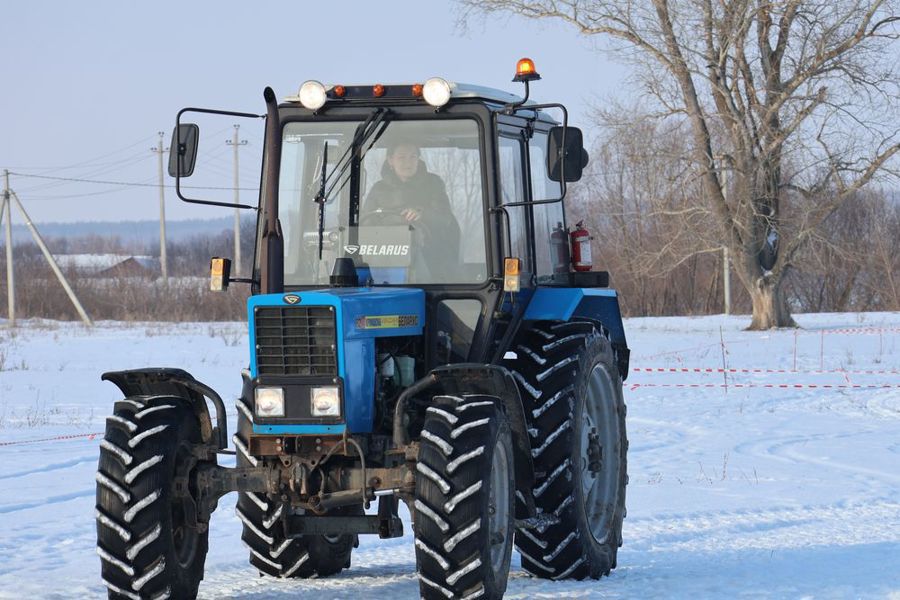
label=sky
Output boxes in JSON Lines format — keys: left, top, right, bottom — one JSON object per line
{"left": 0, "top": 1, "right": 625, "bottom": 224}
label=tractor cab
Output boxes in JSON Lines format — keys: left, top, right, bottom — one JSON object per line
{"left": 172, "top": 61, "right": 608, "bottom": 374}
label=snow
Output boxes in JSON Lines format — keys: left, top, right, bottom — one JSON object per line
{"left": 1, "top": 312, "right": 899, "bottom": 598}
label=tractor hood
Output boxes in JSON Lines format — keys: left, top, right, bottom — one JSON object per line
{"left": 247, "top": 287, "right": 425, "bottom": 434}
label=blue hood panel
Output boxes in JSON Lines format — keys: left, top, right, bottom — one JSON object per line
{"left": 248, "top": 288, "right": 425, "bottom": 434}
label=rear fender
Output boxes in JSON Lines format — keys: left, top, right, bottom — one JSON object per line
{"left": 523, "top": 288, "right": 630, "bottom": 379}
{"left": 102, "top": 368, "right": 228, "bottom": 449}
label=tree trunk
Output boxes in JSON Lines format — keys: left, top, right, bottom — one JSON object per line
{"left": 747, "top": 276, "right": 797, "bottom": 330}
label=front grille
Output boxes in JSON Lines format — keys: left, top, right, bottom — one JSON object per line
{"left": 254, "top": 306, "right": 337, "bottom": 376}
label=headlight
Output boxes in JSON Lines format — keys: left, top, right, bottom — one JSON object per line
{"left": 255, "top": 387, "right": 285, "bottom": 417}
{"left": 298, "top": 80, "right": 328, "bottom": 110}
{"left": 311, "top": 386, "right": 341, "bottom": 417}
{"left": 422, "top": 77, "right": 451, "bottom": 108}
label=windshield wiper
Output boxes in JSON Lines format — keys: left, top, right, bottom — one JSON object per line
{"left": 313, "top": 141, "right": 328, "bottom": 260}
{"left": 323, "top": 107, "right": 390, "bottom": 200}
{"left": 312, "top": 108, "right": 391, "bottom": 260}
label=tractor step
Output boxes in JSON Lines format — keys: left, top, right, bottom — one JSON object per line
{"left": 285, "top": 515, "right": 404, "bottom": 539}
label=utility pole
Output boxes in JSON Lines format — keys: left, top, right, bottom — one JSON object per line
{"left": 226, "top": 125, "right": 247, "bottom": 275}
{"left": 152, "top": 132, "right": 169, "bottom": 283}
{"left": 2, "top": 170, "right": 14, "bottom": 326}
{"left": 10, "top": 190, "right": 93, "bottom": 326}
{"left": 722, "top": 169, "right": 731, "bottom": 316}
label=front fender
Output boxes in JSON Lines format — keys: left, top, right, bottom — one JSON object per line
{"left": 102, "top": 368, "right": 228, "bottom": 450}
{"left": 395, "top": 363, "right": 537, "bottom": 519}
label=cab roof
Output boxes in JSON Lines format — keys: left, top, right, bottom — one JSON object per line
{"left": 283, "top": 82, "right": 547, "bottom": 114}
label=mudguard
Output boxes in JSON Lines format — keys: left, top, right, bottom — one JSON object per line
{"left": 395, "top": 363, "right": 537, "bottom": 518}
{"left": 523, "top": 288, "right": 630, "bottom": 378}
{"left": 102, "top": 368, "right": 228, "bottom": 449}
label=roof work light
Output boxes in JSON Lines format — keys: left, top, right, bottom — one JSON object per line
{"left": 422, "top": 77, "right": 452, "bottom": 107}
{"left": 296, "top": 80, "right": 328, "bottom": 110}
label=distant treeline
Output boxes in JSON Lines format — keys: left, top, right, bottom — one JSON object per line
{"left": 4, "top": 216, "right": 255, "bottom": 246}
{"left": 0, "top": 220, "right": 255, "bottom": 322}
{"left": 1, "top": 184, "right": 898, "bottom": 321}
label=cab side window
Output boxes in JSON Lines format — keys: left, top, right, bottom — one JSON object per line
{"left": 498, "top": 135, "right": 532, "bottom": 272}
{"left": 530, "top": 131, "right": 568, "bottom": 275}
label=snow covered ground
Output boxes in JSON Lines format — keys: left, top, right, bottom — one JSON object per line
{"left": 1, "top": 312, "right": 898, "bottom": 599}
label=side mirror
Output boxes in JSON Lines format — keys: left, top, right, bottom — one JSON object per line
{"left": 547, "top": 126, "right": 588, "bottom": 182}
{"left": 168, "top": 123, "right": 199, "bottom": 178}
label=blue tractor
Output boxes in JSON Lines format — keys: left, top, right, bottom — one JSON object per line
{"left": 95, "top": 59, "right": 629, "bottom": 600}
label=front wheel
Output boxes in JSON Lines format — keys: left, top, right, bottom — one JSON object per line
{"left": 414, "top": 394, "right": 515, "bottom": 600}
{"left": 95, "top": 395, "right": 213, "bottom": 599}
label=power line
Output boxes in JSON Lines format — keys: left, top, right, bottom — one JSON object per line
{"left": 7, "top": 171, "right": 259, "bottom": 191}
{"left": 2, "top": 135, "right": 158, "bottom": 172}
{"left": 15, "top": 185, "right": 152, "bottom": 201}
{"left": 5, "top": 124, "right": 240, "bottom": 175}
{"left": 14, "top": 153, "right": 156, "bottom": 194}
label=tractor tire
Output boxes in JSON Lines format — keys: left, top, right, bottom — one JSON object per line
{"left": 414, "top": 394, "right": 515, "bottom": 600}
{"left": 507, "top": 320, "right": 627, "bottom": 580}
{"left": 233, "top": 397, "right": 358, "bottom": 578}
{"left": 96, "top": 395, "right": 213, "bottom": 599}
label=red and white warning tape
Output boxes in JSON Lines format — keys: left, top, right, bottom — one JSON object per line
{"left": 632, "top": 366, "right": 900, "bottom": 375}
{"left": 632, "top": 326, "right": 898, "bottom": 361}
{"left": 820, "top": 327, "right": 900, "bottom": 335}
{"left": 630, "top": 382, "right": 900, "bottom": 390}
{"left": 0, "top": 432, "right": 102, "bottom": 447}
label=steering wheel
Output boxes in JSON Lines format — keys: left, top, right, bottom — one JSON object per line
{"left": 358, "top": 208, "right": 409, "bottom": 227}
{"left": 358, "top": 208, "right": 432, "bottom": 237}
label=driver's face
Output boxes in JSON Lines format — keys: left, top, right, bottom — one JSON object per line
{"left": 388, "top": 144, "right": 419, "bottom": 182}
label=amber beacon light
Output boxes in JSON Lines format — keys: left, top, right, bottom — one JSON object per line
{"left": 513, "top": 57, "right": 541, "bottom": 82}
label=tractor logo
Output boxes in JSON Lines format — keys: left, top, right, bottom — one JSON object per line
{"left": 283, "top": 294, "right": 301, "bottom": 305}
{"left": 345, "top": 244, "right": 409, "bottom": 256}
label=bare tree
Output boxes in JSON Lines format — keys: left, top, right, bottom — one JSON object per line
{"left": 572, "top": 108, "right": 750, "bottom": 316}
{"left": 461, "top": 0, "right": 900, "bottom": 328}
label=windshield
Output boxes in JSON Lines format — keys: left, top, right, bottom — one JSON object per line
{"left": 278, "top": 118, "right": 487, "bottom": 286}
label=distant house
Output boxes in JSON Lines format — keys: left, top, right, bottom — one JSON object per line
{"left": 53, "top": 254, "right": 160, "bottom": 279}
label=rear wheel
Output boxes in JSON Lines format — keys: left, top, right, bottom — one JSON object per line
{"left": 414, "top": 394, "right": 515, "bottom": 600}
{"left": 96, "top": 395, "right": 213, "bottom": 599}
{"left": 233, "top": 397, "right": 359, "bottom": 578}
{"left": 508, "top": 321, "right": 627, "bottom": 580}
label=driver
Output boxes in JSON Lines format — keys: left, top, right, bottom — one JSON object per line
{"left": 363, "top": 140, "right": 461, "bottom": 278}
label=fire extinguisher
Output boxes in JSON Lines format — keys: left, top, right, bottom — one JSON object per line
{"left": 570, "top": 220, "right": 592, "bottom": 272}
{"left": 550, "top": 222, "right": 569, "bottom": 273}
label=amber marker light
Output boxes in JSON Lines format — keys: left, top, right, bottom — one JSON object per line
{"left": 373, "top": 84, "right": 385, "bottom": 97}
{"left": 332, "top": 85, "right": 346, "bottom": 98}
{"left": 412, "top": 83, "right": 424, "bottom": 97}
{"left": 209, "top": 257, "right": 231, "bottom": 292}
{"left": 513, "top": 57, "right": 541, "bottom": 82}
{"left": 504, "top": 257, "right": 522, "bottom": 292}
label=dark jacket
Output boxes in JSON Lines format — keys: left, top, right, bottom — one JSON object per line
{"left": 363, "top": 161, "right": 461, "bottom": 279}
